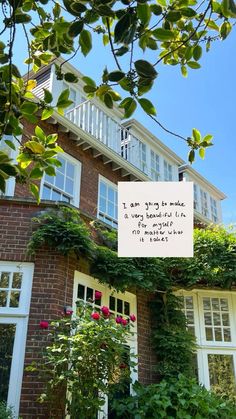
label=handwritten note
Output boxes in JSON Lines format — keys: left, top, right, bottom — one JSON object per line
{"left": 118, "top": 182, "right": 193, "bottom": 257}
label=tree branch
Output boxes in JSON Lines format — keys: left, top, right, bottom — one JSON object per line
{"left": 106, "top": 18, "right": 122, "bottom": 71}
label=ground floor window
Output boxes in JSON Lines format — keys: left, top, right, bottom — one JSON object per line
{"left": 178, "top": 290, "right": 236, "bottom": 400}
{"left": 0, "top": 262, "right": 34, "bottom": 417}
{"left": 73, "top": 272, "right": 137, "bottom": 418}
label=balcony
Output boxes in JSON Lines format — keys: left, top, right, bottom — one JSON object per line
{"left": 66, "top": 100, "right": 146, "bottom": 174}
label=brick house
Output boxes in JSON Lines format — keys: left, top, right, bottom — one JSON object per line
{"left": 1, "top": 59, "right": 234, "bottom": 419}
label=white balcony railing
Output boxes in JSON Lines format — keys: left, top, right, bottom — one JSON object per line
{"left": 66, "top": 101, "right": 145, "bottom": 174}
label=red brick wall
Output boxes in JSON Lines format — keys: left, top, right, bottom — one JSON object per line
{"left": 15, "top": 120, "right": 127, "bottom": 217}
{"left": 0, "top": 200, "right": 157, "bottom": 418}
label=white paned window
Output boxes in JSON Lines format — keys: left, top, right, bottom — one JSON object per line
{"left": 41, "top": 153, "right": 81, "bottom": 207}
{"left": 73, "top": 272, "right": 137, "bottom": 418}
{"left": 194, "top": 184, "right": 199, "bottom": 211}
{"left": 210, "top": 197, "right": 218, "bottom": 223}
{"left": 202, "top": 297, "right": 231, "bottom": 342}
{"left": 62, "top": 82, "right": 86, "bottom": 111}
{"left": 177, "top": 290, "right": 236, "bottom": 398}
{"left": 0, "top": 262, "right": 34, "bottom": 417}
{"left": 139, "top": 142, "right": 147, "bottom": 173}
{"left": 150, "top": 150, "right": 160, "bottom": 181}
{"left": 164, "top": 160, "right": 173, "bottom": 181}
{"left": 200, "top": 189, "right": 209, "bottom": 218}
{"left": 98, "top": 176, "right": 118, "bottom": 228}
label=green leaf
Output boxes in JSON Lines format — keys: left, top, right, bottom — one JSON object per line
{"left": 82, "top": 76, "right": 96, "bottom": 88}
{"left": 35, "top": 126, "right": 45, "bottom": 141}
{"left": 166, "top": 11, "right": 182, "bottom": 22}
{"left": 64, "top": 72, "right": 79, "bottom": 83}
{"left": 103, "top": 34, "right": 109, "bottom": 46}
{"left": 57, "top": 89, "right": 70, "bottom": 106}
{"left": 79, "top": 30, "right": 92, "bottom": 56}
{"left": 43, "top": 89, "right": 53, "bottom": 104}
{"left": 30, "top": 167, "right": 43, "bottom": 179}
{"left": 45, "top": 166, "right": 56, "bottom": 176}
{"left": 134, "top": 60, "right": 157, "bottom": 79}
{"left": 104, "top": 93, "right": 113, "bottom": 109}
{"left": 119, "top": 97, "right": 137, "bottom": 118}
{"left": 41, "top": 108, "right": 54, "bottom": 120}
{"left": 187, "top": 61, "right": 201, "bottom": 69}
{"left": 15, "top": 12, "right": 31, "bottom": 23}
{"left": 150, "top": 4, "right": 162, "bottom": 15}
{"left": 153, "top": 28, "right": 175, "bottom": 41}
{"left": 138, "top": 78, "right": 154, "bottom": 96}
{"left": 138, "top": 98, "right": 156, "bottom": 116}
{"left": 222, "top": 0, "right": 236, "bottom": 18}
{"left": 220, "top": 21, "right": 232, "bottom": 39}
{"left": 199, "top": 148, "right": 205, "bottom": 159}
{"left": 20, "top": 101, "right": 38, "bottom": 115}
{"left": 25, "top": 141, "right": 45, "bottom": 154}
{"left": 137, "top": 3, "right": 151, "bottom": 26}
{"left": 181, "top": 66, "right": 188, "bottom": 77}
{"left": 30, "top": 183, "right": 40, "bottom": 203}
{"left": 188, "top": 149, "right": 195, "bottom": 163}
{"left": 68, "top": 21, "right": 84, "bottom": 37}
{"left": 193, "top": 45, "right": 202, "bottom": 61}
{"left": 192, "top": 128, "right": 201, "bottom": 143}
{"left": 4, "top": 140, "right": 16, "bottom": 151}
{"left": 180, "top": 7, "right": 197, "bottom": 17}
{"left": 203, "top": 134, "right": 213, "bottom": 143}
{"left": 108, "top": 71, "right": 125, "bottom": 82}
{"left": 114, "top": 14, "right": 131, "bottom": 43}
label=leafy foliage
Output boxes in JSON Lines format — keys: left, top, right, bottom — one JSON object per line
{"left": 28, "top": 302, "right": 136, "bottom": 419}
{"left": 0, "top": 0, "right": 235, "bottom": 193}
{"left": 0, "top": 402, "right": 14, "bottom": 419}
{"left": 112, "top": 374, "right": 236, "bottom": 418}
{"left": 27, "top": 206, "right": 94, "bottom": 258}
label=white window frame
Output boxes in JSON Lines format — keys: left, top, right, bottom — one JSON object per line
{"left": 176, "top": 289, "right": 236, "bottom": 393}
{"left": 200, "top": 189, "right": 209, "bottom": 218}
{"left": 40, "top": 152, "right": 81, "bottom": 207}
{"left": 0, "top": 262, "right": 34, "bottom": 417}
{"left": 210, "top": 197, "right": 218, "bottom": 223}
{"left": 139, "top": 142, "right": 147, "bottom": 174}
{"left": 97, "top": 175, "right": 118, "bottom": 228}
{"left": 150, "top": 150, "right": 160, "bottom": 181}
{"left": 73, "top": 272, "right": 138, "bottom": 418}
{"left": 193, "top": 184, "right": 199, "bottom": 211}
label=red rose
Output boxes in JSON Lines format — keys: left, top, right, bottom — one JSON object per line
{"left": 65, "top": 309, "right": 73, "bottom": 316}
{"left": 130, "top": 314, "right": 136, "bottom": 322}
{"left": 101, "top": 306, "right": 110, "bottom": 317}
{"left": 91, "top": 312, "right": 100, "bottom": 320}
{"left": 119, "top": 363, "right": 127, "bottom": 369}
{"left": 121, "top": 318, "right": 128, "bottom": 326}
{"left": 116, "top": 316, "right": 122, "bottom": 324}
{"left": 39, "top": 321, "right": 49, "bottom": 329}
{"left": 95, "top": 290, "right": 102, "bottom": 300}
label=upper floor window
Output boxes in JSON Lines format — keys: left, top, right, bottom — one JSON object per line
{"left": 41, "top": 153, "right": 81, "bottom": 207}
{"left": 164, "top": 160, "right": 173, "bottom": 181}
{"left": 194, "top": 184, "right": 199, "bottom": 211}
{"left": 200, "top": 189, "right": 209, "bottom": 218}
{"left": 139, "top": 142, "right": 147, "bottom": 173}
{"left": 62, "top": 82, "right": 86, "bottom": 112}
{"left": 98, "top": 177, "right": 118, "bottom": 228}
{"left": 202, "top": 297, "right": 231, "bottom": 342}
{"left": 210, "top": 197, "right": 218, "bottom": 223}
{"left": 150, "top": 150, "right": 160, "bottom": 181}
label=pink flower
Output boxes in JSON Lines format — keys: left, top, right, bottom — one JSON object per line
{"left": 95, "top": 290, "right": 102, "bottom": 300}
{"left": 121, "top": 318, "right": 128, "bottom": 326}
{"left": 101, "top": 306, "right": 110, "bottom": 317}
{"left": 130, "top": 314, "right": 136, "bottom": 322}
{"left": 65, "top": 309, "right": 73, "bottom": 316}
{"left": 91, "top": 312, "right": 100, "bottom": 320}
{"left": 116, "top": 316, "right": 122, "bottom": 324}
{"left": 39, "top": 321, "right": 49, "bottom": 329}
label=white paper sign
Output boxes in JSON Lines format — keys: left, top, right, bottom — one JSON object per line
{"left": 118, "top": 182, "right": 193, "bottom": 257}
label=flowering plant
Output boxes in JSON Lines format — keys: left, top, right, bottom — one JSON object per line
{"left": 33, "top": 301, "right": 136, "bottom": 418}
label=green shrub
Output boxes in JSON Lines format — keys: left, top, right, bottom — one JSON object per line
{"left": 112, "top": 374, "right": 236, "bottom": 418}
{"left": 0, "top": 402, "right": 14, "bottom": 419}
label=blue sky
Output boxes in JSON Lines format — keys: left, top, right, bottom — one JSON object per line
{"left": 10, "top": 25, "right": 236, "bottom": 225}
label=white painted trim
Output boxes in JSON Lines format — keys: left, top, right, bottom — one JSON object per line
{"left": 40, "top": 151, "right": 82, "bottom": 208}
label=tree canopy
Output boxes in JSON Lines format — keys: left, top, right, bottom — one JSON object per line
{"left": 0, "top": 0, "right": 235, "bottom": 200}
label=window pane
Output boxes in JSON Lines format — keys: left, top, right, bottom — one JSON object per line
{"left": 77, "top": 284, "right": 85, "bottom": 300}
{"left": 205, "top": 327, "right": 213, "bottom": 341}
{"left": 86, "top": 287, "right": 93, "bottom": 301}
{"left": 0, "top": 323, "right": 16, "bottom": 402}
{"left": 0, "top": 272, "right": 10, "bottom": 288}
{"left": 99, "top": 197, "right": 106, "bottom": 213}
{"left": 42, "top": 185, "right": 51, "bottom": 200}
{"left": 204, "top": 312, "right": 212, "bottom": 325}
{"left": 44, "top": 173, "right": 53, "bottom": 185}
{"left": 224, "top": 328, "right": 231, "bottom": 342}
{"left": 65, "top": 178, "right": 74, "bottom": 195}
{"left": 117, "top": 299, "right": 123, "bottom": 314}
{"left": 214, "top": 328, "right": 222, "bottom": 341}
{"left": 185, "top": 297, "right": 193, "bottom": 309}
{"left": 212, "top": 298, "right": 220, "bottom": 311}
{"left": 52, "top": 190, "right": 61, "bottom": 201}
{"left": 100, "top": 182, "right": 107, "bottom": 198}
{"left": 67, "top": 162, "right": 75, "bottom": 178}
{"left": 109, "top": 296, "right": 115, "bottom": 311}
{"left": 55, "top": 172, "right": 64, "bottom": 190}
{"left": 108, "top": 202, "right": 114, "bottom": 218}
{"left": 124, "top": 302, "right": 130, "bottom": 316}
{"left": 9, "top": 291, "right": 20, "bottom": 308}
{"left": 12, "top": 273, "right": 22, "bottom": 289}
{"left": 203, "top": 298, "right": 211, "bottom": 310}
{"left": 213, "top": 312, "right": 221, "bottom": 326}
{"left": 58, "top": 156, "right": 65, "bottom": 174}
{"left": 208, "top": 354, "right": 236, "bottom": 400}
{"left": 0, "top": 291, "right": 8, "bottom": 307}
{"left": 108, "top": 187, "right": 114, "bottom": 202}
{"left": 222, "top": 313, "right": 230, "bottom": 326}
{"left": 220, "top": 299, "right": 229, "bottom": 311}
